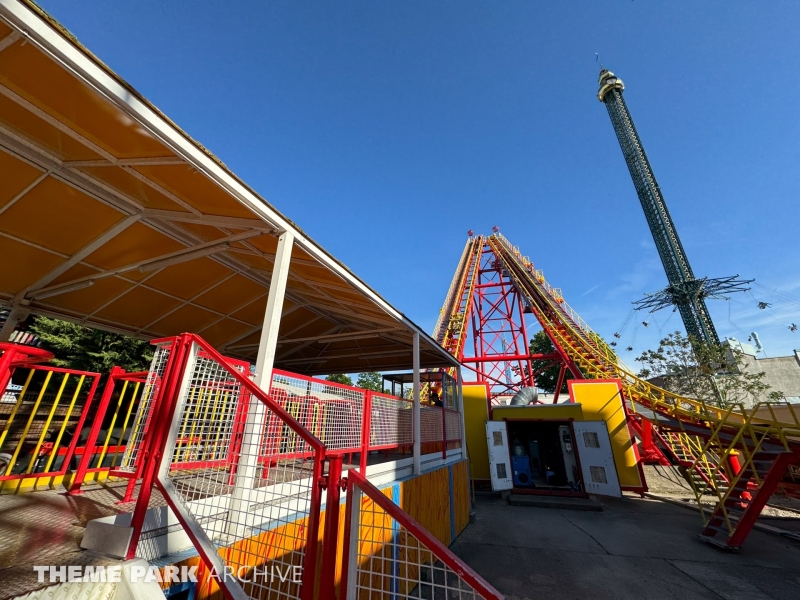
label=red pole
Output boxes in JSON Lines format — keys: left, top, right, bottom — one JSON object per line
{"left": 319, "top": 454, "right": 344, "bottom": 600}
{"left": 120, "top": 345, "right": 177, "bottom": 504}
{"left": 726, "top": 453, "right": 794, "bottom": 547}
{"left": 728, "top": 451, "right": 742, "bottom": 476}
{"left": 126, "top": 337, "right": 191, "bottom": 559}
{"left": 226, "top": 385, "right": 251, "bottom": 485}
{"left": 360, "top": 392, "right": 371, "bottom": 474}
{"left": 641, "top": 417, "right": 653, "bottom": 452}
{"left": 68, "top": 367, "right": 123, "bottom": 494}
{"left": 0, "top": 345, "right": 19, "bottom": 398}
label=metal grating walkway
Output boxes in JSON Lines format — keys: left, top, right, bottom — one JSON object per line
{"left": 0, "top": 481, "right": 166, "bottom": 600}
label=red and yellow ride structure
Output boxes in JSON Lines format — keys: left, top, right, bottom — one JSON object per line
{"left": 436, "top": 231, "right": 800, "bottom": 550}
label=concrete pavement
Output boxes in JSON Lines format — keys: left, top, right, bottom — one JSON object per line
{"left": 451, "top": 494, "right": 800, "bottom": 600}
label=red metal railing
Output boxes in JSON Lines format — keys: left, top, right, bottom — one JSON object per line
{"left": 2, "top": 334, "right": 463, "bottom": 504}
{"left": 67, "top": 366, "right": 147, "bottom": 494}
{"left": 128, "top": 333, "right": 326, "bottom": 600}
{"left": 0, "top": 343, "right": 101, "bottom": 492}
{"left": 58, "top": 332, "right": 469, "bottom": 600}
{"left": 341, "top": 469, "right": 503, "bottom": 600}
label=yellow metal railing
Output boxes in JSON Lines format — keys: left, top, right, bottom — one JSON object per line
{"left": 423, "top": 235, "right": 483, "bottom": 403}
{"left": 489, "top": 234, "right": 800, "bottom": 533}
{"left": 0, "top": 365, "right": 100, "bottom": 487}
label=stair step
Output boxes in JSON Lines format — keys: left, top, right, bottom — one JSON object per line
{"left": 703, "top": 523, "right": 734, "bottom": 534}
{"left": 698, "top": 534, "right": 740, "bottom": 551}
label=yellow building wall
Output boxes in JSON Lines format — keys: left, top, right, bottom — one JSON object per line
{"left": 462, "top": 383, "right": 490, "bottom": 480}
{"left": 164, "top": 459, "right": 472, "bottom": 600}
{"left": 492, "top": 403, "right": 584, "bottom": 422}
{"left": 569, "top": 380, "right": 644, "bottom": 491}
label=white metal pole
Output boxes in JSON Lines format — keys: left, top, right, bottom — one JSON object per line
{"left": 227, "top": 231, "right": 294, "bottom": 536}
{"left": 252, "top": 231, "right": 294, "bottom": 389}
{"left": 0, "top": 305, "right": 29, "bottom": 341}
{"left": 413, "top": 332, "right": 421, "bottom": 475}
{"left": 344, "top": 485, "right": 362, "bottom": 600}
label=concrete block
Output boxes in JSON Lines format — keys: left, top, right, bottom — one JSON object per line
{"left": 81, "top": 520, "right": 133, "bottom": 559}
{"left": 115, "top": 559, "right": 167, "bottom": 600}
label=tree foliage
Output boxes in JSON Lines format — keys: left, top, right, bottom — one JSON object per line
{"left": 529, "top": 330, "right": 575, "bottom": 393}
{"left": 356, "top": 372, "right": 383, "bottom": 392}
{"left": 635, "top": 331, "right": 771, "bottom": 408}
{"left": 325, "top": 373, "right": 353, "bottom": 386}
{"left": 30, "top": 316, "right": 154, "bottom": 376}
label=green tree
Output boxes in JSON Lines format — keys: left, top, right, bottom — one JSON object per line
{"left": 635, "top": 331, "right": 770, "bottom": 408}
{"left": 356, "top": 372, "right": 383, "bottom": 392}
{"left": 529, "top": 330, "right": 576, "bottom": 393}
{"left": 325, "top": 373, "right": 353, "bottom": 386}
{"left": 30, "top": 316, "right": 154, "bottom": 376}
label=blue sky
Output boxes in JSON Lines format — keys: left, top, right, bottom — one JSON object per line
{"left": 39, "top": 1, "right": 800, "bottom": 361}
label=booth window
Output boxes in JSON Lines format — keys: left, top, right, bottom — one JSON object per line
{"left": 583, "top": 431, "right": 600, "bottom": 448}
{"left": 590, "top": 466, "right": 608, "bottom": 484}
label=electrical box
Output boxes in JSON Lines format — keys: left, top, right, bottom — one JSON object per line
{"left": 511, "top": 455, "right": 532, "bottom": 487}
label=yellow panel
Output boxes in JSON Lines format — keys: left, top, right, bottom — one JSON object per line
{"left": 193, "top": 273, "right": 264, "bottom": 314}
{"left": 95, "top": 286, "right": 182, "bottom": 328}
{"left": 0, "top": 235, "right": 63, "bottom": 294}
{"left": 229, "top": 330, "right": 260, "bottom": 348}
{"left": 148, "top": 303, "right": 220, "bottom": 336}
{"left": 84, "top": 221, "right": 184, "bottom": 270}
{"left": 46, "top": 262, "right": 101, "bottom": 287}
{"left": 133, "top": 165, "right": 256, "bottom": 218}
{"left": 78, "top": 166, "right": 189, "bottom": 211}
{"left": 0, "top": 150, "right": 43, "bottom": 206}
{"left": 40, "top": 276, "right": 134, "bottom": 314}
{"left": 197, "top": 318, "right": 253, "bottom": 348}
{"left": 0, "top": 176, "right": 123, "bottom": 255}
{"left": 245, "top": 235, "right": 279, "bottom": 256}
{"left": 145, "top": 257, "right": 232, "bottom": 301}
{"left": 569, "top": 380, "right": 644, "bottom": 490}
{"left": 227, "top": 250, "right": 274, "bottom": 273}
{"left": 492, "top": 403, "right": 584, "bottom": 422}
{"left": 230, "top": 296, "right": 268, "bottom": 326}
{"left": 174, "top": 221, "right": 237, "bottom": 242}
{"left": 0, "top": 43, "right": 171, "bottom": 158}
{"left": 0, "top": 94, "right": 102, "bottom": 161}
{"left": 402, "top": 465, "right": 451, "bottom": 546}
{"left": 463, "top": 384, "right": 491, "bottom": 480}
{"left": 452, "top": 460, "right": 471, "bottom": 536}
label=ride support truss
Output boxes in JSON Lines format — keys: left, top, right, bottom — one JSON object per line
{"left": 481, "top": 232, "right": 800, "bottom": 549}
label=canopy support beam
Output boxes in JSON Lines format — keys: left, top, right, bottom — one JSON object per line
{"left": 226, "top": 230, "right": 294, "bottom": 537}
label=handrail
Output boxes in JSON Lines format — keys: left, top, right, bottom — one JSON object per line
{"left": 185, "top": 334, "right": 327, "bottom": 452}
{"left": 342, "top": 468, "right": 504, "bottom": 600}
{"left": 488, "top": 234, "right": 800, "bottom": 439}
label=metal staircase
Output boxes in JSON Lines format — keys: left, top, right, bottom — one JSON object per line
{"left": 485, "top": 232, "right": 800, "bottom": 549}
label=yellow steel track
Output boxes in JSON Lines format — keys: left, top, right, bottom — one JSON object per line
{"left": 487, "top": 233, "right": 800, "bottom": 536}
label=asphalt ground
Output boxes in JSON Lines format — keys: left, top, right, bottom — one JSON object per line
{"left": 451, "top": 493, "right": 800, "bottom": 600}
